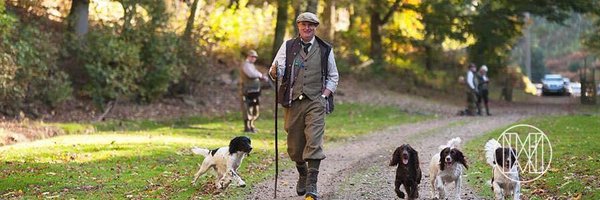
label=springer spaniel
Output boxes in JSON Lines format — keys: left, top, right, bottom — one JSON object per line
{"left": 485, "top": 139, "right": 521, "bottom": 200}
{"left": 429, "top": 137, "right": 468, "bottom": 200}
{"left": 191, "top": 136, "right": 252, "bottom": 189}
{"left": 389, "top": 144, "right": 422, "bottom": 199}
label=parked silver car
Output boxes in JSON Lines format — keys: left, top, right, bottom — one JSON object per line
{"left": 541, "top": 74, "right": 565, "bottom": 95}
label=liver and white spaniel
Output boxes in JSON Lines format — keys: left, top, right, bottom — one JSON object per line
{"left": 191, "top": 136, "right": 253, "bottom": 189}
{"left": 429, "top": 137, "right": 468, "bottom": 200}
{"left": 389, "top": 144, "right": 422, "bottom": 199}
{"left": 485, "top": 139, "right": 521, "bottom": 200}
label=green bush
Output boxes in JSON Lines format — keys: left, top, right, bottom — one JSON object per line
{"left": 0, "top": 20, "right": 72, "bottom": 116}
{"left": 78, "top": 28, "right": 142, "bottom": 106}
{"left": 137, "top": 33, "right": 183, "bottom": 102}
{"left": 14, "top": 27, "right": 72, "bottom": 105}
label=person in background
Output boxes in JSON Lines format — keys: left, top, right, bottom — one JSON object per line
{"left": 477, "top": 65, "right": 491, "bottom": 116}
{"left": 240, "top": 50, "right": 267, "bottom": 133}
{"left": 269, "top": 11, "right": 339, "bottom": 200}
{"left": 465, "top": 63, "right": 479, "bottom": 116}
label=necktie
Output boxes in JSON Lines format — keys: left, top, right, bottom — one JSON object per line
{"left": 302, "top": 42, "right": 311, "bottom": 54}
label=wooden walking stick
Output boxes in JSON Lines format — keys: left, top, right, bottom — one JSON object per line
{"left": 273, "top": 61, "right": 279, "bottom": 198}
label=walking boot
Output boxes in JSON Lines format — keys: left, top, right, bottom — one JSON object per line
{"left": 305, "top": 159, "right": 320, "bottom": 200}
{"left": 485, "top": 104, "right": 491, "bottom": 116}
{"left": 296, "top": 162, "right": 307, "bottom": 196}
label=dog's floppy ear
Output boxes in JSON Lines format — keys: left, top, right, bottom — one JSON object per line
{"left": 229, "top": 136, "right": 247, "bottom": 154}
{"left": 229, "top": 137, "right": 240, "bottom": 154}
{"left": 408, "top": 145, "right": 422, "bottom": 183}
{"left": 390, "top": 147, "right": 402, "bottom": 166}
{"left": 456, "top": 150, "right": 469, "bottom": 170}
{"left": 495, "top": 148, "right": 503, "bottom": 166}
{"left": 408, "top": 145, "right": 419, "bottom": 168}
{"left": 439, "top": 148, "right": 447, "bottom": 171}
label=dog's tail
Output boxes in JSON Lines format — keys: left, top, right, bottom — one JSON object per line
{"left": 191, "top": 147, "right": 210, "bottom": 157}
{"left": 439, "top": 137, "right": 462, "bottom": 150}
{"left": 485, "top": 139, "right": 502, "bottom": 166}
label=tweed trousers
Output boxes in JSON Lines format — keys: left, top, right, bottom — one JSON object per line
{"left": 284, "top": 96, "right": 327, "bottom": 162}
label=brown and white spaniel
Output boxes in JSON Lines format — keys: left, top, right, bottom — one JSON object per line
{"left": 429, "top": 137, "right": 468, "bottom": 200}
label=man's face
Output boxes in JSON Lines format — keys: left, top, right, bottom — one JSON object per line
{"left": 297, "top": 21, "right": 317, "bottom": 41}
{"left": 248, "top": 56, "right": 257, "bottom": 63}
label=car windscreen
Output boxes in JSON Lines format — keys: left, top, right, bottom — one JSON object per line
{"left": 545, "top": 78, "right": 563, "bottom": 82}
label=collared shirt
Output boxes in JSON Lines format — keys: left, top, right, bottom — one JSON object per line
{"left": 270, "top": 37, "right": 339, "bottom": 93}
{"left": 301, "top": 37, "right": 315, "bottom": 53}
{"left": 466, "top": 70, "right": 476, "bottom": 90}
{"left": 242, "top": 60, "right": 262, "bottom": 79}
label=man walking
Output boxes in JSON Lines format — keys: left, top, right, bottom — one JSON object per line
{"left": 269, "top": 12, "right": 339, "bottom": 200}
{"left": 240, "top": 50, "right": 267, "bottom": 133}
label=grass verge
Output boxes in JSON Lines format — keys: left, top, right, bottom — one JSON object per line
{"left": 464, "top": 115, "right": 600, "bottom": 199}
{"left": 0, "top": 103, "right": 428, "bottom": 199}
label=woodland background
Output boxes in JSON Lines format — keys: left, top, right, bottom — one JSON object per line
{"left": 1, "top": 0, "right": 599, "bottom": 119}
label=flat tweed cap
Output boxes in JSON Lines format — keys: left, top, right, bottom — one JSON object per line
{"left": 296, "top": 12, "right": 320, "bottom": 25}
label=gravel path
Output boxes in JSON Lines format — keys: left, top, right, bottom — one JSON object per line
{"left": 249, "top": 115, "right": 524, "bottom": 200}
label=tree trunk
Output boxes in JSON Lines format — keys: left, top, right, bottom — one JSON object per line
{"left": 368, "top": 0, "right": 402, "bottom": 70}
{"left": 67, "top": 0, "right": 89, "bottom": 38}
{"left": 424, "top": 43, "right": 433, "bottom": 71}
{"left": 306, "top": 0, "right": 317, "bottom": 13}
{"left": 321, "top": 0, "right": 336, "bottom": 42}
{"left": 370, "top": 12, "right": 383, "bottom": 67}
{"left": 272, "top": 0, "right": 289, "bottom": 60}
{"left": 183, "top": 0, "right": 201, "bottom": 41}
{"left": 291, "top": 0, "right": 302, "bottom": 37}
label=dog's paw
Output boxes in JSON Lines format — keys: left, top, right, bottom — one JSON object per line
{"left": 217, "top": 181, "right": 231, "bottom": 190}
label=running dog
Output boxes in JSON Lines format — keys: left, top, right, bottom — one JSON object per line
{"left": 389, "top": 144, "right": 422, "bottom": 199}
{"left": 485, "top": 139, "right": 520, "bottom": 200}
{"left": 191, "top": 136, "right": 252, "bottom": 189}
{"left": 429, "top": 137, "right": 468, "bottom": 200}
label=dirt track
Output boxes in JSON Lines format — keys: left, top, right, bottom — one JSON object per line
{"left": 249, "top": 94, "right": 577, "bottom": 200}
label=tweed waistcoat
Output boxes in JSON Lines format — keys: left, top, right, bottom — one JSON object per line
{"left": 291, "top": 43, "right": 322, "bottom": 100}
{"left": 240, "top": 62, "right": 261, "bottom": 94}
{"left": 278, "top": 37, "right": 331, "bottom": 107}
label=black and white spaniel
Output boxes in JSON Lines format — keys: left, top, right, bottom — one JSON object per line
{"left": 191, "top": 136, "right": 253, "bottom": 189}
{"left": 429, "top": 137, "right": 468, "bottom": 200}
{"left": 389, "top": 144, "right": 422, "bottom": 199}
{"left": 485, "top": 139, "right": 521, "bottom": 200}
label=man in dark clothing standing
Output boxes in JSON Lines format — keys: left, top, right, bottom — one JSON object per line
{"left": 477, "top": 65, "right": 491, "bottom": 115}
{"left": 269, "top": 12, "right": 339, "bottom": 200}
